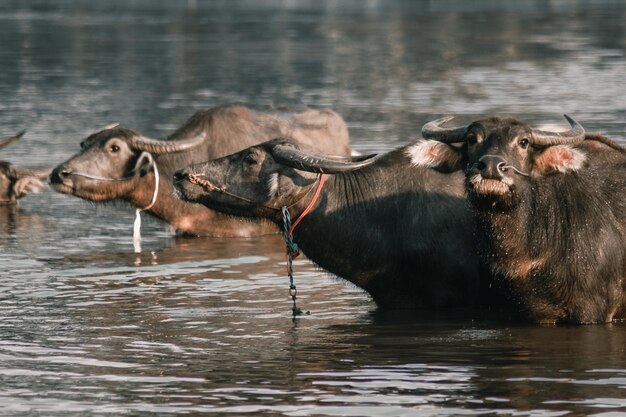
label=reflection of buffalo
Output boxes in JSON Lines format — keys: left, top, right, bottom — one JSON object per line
{"left": 0, "top": 205, "right": 53, "bottom": 247}
{"left": 0, "top": 131, "right": 49, "bottom": 205}
{"left": 50, "top": 105, "right": 351, "bottom": 237}
{"left": 421, "top": 115, "right": 626, "bottom": 324}
{"left": 173, "top": 137, "right": 483, "bottom": 310}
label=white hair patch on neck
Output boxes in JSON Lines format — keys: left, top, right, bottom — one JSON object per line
{"left": 405, "top": 140, "right": 459, "bottom": 168}
{"left": 266, "top": 173, "right": 279, "bottom": 197}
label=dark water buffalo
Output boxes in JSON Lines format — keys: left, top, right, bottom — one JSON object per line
{"left": 0, "top": 131, "right": 49, "bottom": 205}
{"left": 420, "top": 115, "right": 626, "bottom": 324}
{"left": 173, "top": 138, "right": 485, "bottom": 310}
{"left": 50, "top": 105, "right": 351, "bottom": 236}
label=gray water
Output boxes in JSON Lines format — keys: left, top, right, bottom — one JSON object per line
{"left": 1, "top": 1, "right": 625, "bottom": 415}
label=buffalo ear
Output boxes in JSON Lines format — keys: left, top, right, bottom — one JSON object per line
{"left": 13, "top": 176, "right": 46, "bottom": 198}
{"left": 532, "top": 145, "right": 587, "bottom": 175}
{"left": 133, "top": 151, "right": 155, "bottom": 177}
{"left": 405, "top": 140, "right": 464, "bottom": 172}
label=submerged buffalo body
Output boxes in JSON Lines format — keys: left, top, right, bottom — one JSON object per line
{"left": 419, "top": 115, "right": 626, "bottom": 324}
{"left": 0, "top": 131, "right": 49, "bottom": 205}
{"left": 173, "top": 138, "right": 486, "bottom": 310}
{"left": 50, "top": 105, "right": 351, "bottom": 236}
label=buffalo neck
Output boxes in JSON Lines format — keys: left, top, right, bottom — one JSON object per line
{"left": 274, "top": 146, "right": 476, "bottom": 307}
{"left": 471, "top": 166, "right": 626, "bottom": 323}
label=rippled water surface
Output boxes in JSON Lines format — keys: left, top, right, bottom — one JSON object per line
{"left": 1, "top": 1, "right": 625, "bottom": 415}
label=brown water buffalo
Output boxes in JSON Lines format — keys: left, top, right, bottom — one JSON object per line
{"left": 50, "top": 104, "right": 351, "bottom": 237}
{"left": 0, "top": 131, "right": 49, "bottom": 205}
{"left": 172, "top": 137, "right": 486, "bottom": 310}
{"left": 420, "top": 115, "right": 626, "bottom": 324}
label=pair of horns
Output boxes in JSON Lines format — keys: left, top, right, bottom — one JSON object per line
{"left": 92, "top": 124, "right": 206, "bottom": 154}
{"left": 0, "top": 131, "right": 26, "bottom": 149}
{"left": 422, "top": 115, "right": 585, "bottom": 146}
{"left": 270, "top": 143, "right": 378, "bottom": 174}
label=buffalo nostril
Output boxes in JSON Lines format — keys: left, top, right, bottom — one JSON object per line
{"left": 477, "top": 155, "right": 508, "bottom": 180}
{"left": 50, "top": 168, "right": 69, "bottom": 183}
{"left": 173, "top": 169, "right": 188, "bottom": 182}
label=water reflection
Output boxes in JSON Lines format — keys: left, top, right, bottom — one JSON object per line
{"left": 3, "top": 294, "right": 624, "bottom": 416}
{"left": 0, "top": 0, "right": 625, "bottom": 415}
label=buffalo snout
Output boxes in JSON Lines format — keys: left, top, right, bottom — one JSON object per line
{"left": 476, "top": 155, "right": 508, "bottom": 180}
{"left": 49, "top": 165, "right": 71, "bottom": 185}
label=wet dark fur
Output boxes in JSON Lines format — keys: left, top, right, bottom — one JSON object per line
{"left": 463, "top": 121, "right": 626, "bottom": 323}
{"left": 292, "top": 150, "right": 482, "bottom": 310}
{"left": 178, "top": 139, "right": 492, "bottom": 311}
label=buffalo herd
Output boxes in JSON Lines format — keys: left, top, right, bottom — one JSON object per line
{"left": 4, "top": 105, "right": 626, "bottom": 324}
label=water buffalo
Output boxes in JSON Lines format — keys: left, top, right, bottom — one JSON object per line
{"left": 0, "top": 131, "right": 49, "bottom": 205}
{"left": 420, "top": 115, "right": 626, "bottom": 324}
{"left": 50, "top": 105, "right": 351, "bottom": 237}
{"left": 173, "top": 138, "right": 486, "bottom": 310}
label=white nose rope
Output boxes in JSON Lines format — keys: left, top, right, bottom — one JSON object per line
{"left": 133, "top": 155, "right": 159, "bottom": 253}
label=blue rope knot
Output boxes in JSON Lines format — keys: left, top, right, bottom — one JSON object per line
{"left": 281, "top": 206, "right": 300, "bottom": 257}
{"left": 285, "top": 240, "right": 300, "bottom": 258}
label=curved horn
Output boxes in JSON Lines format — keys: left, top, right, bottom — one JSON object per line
{"left": 317, "top": 153, "right": 378, "bottom": 162}
{"left": 421, "top": 116, "right": 468, "bottom": 143}
{"left": 0, "top": 130, "right": 26, "bottom": 149}
{"left": 531, "top": 115, "right": 585, "bottom": 146}
{"left": 129, "top": 131, "right": 207, "bottom": 154}
{"left": 90, "top": 123, "right": 120, "bottom": 136}
{"left": 271, "top": 145, "right": 378, "bottom": 174}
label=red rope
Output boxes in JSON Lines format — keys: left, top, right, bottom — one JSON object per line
{"left": 284, "top": 173, "right": 327, "bottom": 272}
{"left": 282, "top": 174, "right": 327, "bottom": 311}
{"left": 288, "top": 174, "right": 327, "bottom": 239}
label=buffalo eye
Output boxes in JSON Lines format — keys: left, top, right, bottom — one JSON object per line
{"left": 466, "top": 133, "right": 477, "bottom": 145}
{"left": 109, "top": 144, "right": 120, "bottom": 153}
{"left": 518, "top": 138, "right": 530, "bottom": 149}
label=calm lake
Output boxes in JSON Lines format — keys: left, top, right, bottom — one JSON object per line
{"left": 1, "top": 1, "right": 625, "bottom": 415}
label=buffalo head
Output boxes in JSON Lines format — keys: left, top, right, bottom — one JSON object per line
{"left": 50, "top": 124, "right": 205, "bottom": 202}
{"left": 414, "top": 115, "right": 585, "bottom": 209}
{"left": 0, "top": 131, "right": 49, "bottom": 205}
{"left": 173, "top": 138, "right": 376, "bottom": 219}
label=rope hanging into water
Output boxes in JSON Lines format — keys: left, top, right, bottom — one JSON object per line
{"left": 133, "top": 154, "right": 159, "bottom": 253}
{"left": 68, "top": 151, "right": 159, "bottom": 253}
{"left": 281, "top": 173, "right": 327, "bottom": 317}
{"left": 281, "top": 206, "right": 300, "bottom": 317}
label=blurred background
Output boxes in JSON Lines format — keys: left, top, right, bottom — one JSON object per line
{"left": 1, "top": 0, "right": 624, "bottom": 163}
{"left": 0, "top": 1, "right": 625, "bottom": 416}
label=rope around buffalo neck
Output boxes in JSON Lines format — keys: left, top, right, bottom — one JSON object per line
{"left": 133, "top": 161, "right": 159, "bottom": 253}
{"left": 68, "top": 152, "right": 159, "bottom": 253}
{"left": 185, "top": 171, "right": 326, "bottom": 317}
{"left": 281, "top": 173, "right": 327, "bottom": 318}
